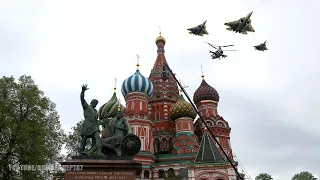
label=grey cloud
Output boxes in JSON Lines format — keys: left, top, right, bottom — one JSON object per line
{"left": 1, "top": 0, "right": 320, "bottom": 179}
{"left": 218, "top": 89, "right": 320, "bottom": 178}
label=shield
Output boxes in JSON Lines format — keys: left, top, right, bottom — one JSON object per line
{"left": 120, "top": 133, "right": 141, "bottom": 156}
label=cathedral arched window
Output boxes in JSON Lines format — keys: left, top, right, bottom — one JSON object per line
{"left": 162, "top": 137, "right": 167, "bottom": 150}
{"left": 144, "top": 170, "right": 150, "bottom": 179}
{"left": 139, "top": 100, "right": 143, "bottom": 110}
{"left": 131, "top": 101, "right": 134, "bottom": 111}
{"left": 156, "top": 111, "right": 160, "bottom": 121}
{"left": 140, "top": 137, "right": 145, "bottom": 151}
{"left": 154, "top": 138, "right": 160, "bottom": 152}
{"left": 168, "top": 168, "right": 175, "bottom": 174}
{"left": 180, "top": 168, "right": 188, "bottom": 180}
{"left": 169, "top": 137, "right": 173, "bottom": 150}
{"left": 158, "top": 169, "right": 165, "bottom": 178}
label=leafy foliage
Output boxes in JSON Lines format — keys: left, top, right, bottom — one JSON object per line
{"left": 165, "top": 170, "right": 184, "bottom": 180}
{"left": 255, "top": 173, "right": 273, "bottom": 180}
{"left": 65, "top": 119, "right": 92, "bottom": 156}
{"left": 0, "top": 75, "right": 66, "bottom": 180}
{"left": 292, "top": 171, "right": 316, "bottom": 180}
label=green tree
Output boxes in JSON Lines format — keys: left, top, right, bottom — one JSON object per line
{"left": 255, "top": 173, "right": 273, "bottom": 180}
{"left": 292, "top": 171, "right": 316, "bottom": 180}
{"left": 165, "top": 170, "right": 184, "bottom": 180}
{"left": 0, "top": 75, "right": 66, "bottom": 180}
{"left": 65, "top": 119, "right": 92, "bottom": 156}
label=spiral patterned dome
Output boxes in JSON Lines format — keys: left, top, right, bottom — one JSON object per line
{"left": 98, "top": 89, "right": 126, "bottom": 120}
{"left": 193, "top": 78, "right": 220, "bottom": 105}
{"left": 121, "top": 69, "right": 153, "bottom": 97}
{"left": 170, "top": 92, "right": 197, "bottom": 120}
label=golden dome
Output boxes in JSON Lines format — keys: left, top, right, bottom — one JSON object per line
{"left": 155, "top": 33, "right": 166, "bottom": 44}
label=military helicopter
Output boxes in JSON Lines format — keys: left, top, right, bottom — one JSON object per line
{"left": 204, "top": 41, "right": 236, "bottom": 60}
{"left": 224, "top": 11, "right": 255, "bottom": 34}
{"left": 254, "top": 41, "right": 268, "bottom": 51}
{"left": 187, "top": 20, "right": 209, "bottom": 36}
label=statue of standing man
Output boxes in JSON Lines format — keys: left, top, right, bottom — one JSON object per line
{"left": 79, "top": 84, "right": 103, "bottom": 156}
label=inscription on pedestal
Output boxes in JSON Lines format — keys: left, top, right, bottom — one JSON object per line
{"left": 64, "top": 171, "right": 135, "bottom": 180}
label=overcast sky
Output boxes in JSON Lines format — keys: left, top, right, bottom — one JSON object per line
{"left": 1, "top": 0, "right": 319, "bottom": 179}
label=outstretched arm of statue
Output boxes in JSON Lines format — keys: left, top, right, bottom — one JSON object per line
{"left": 124, "top": 119, "right": 132, "bottom": 134}
{"left": 80, "top": 84, "right": 89, "bottom": 108}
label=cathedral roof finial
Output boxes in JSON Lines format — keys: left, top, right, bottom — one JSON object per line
{"left": 117, "top": 98, "right": 121, "bottom": 111}
{"left": 136, "top": 54, "right": 140, "bottom": 69}
{"left": 201, "top": 65, "right": 205, "bottom": 80}
{"left": 155, "top": 26, "right": 166, "bottom": 45}
{"left": 114, "top": 78, "right": 117, "bottom": 92}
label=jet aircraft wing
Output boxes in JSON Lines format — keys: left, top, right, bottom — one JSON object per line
{"left": 244, "top": 23, "right": 255, "bottom": 32}
{"left": 187, "top": 26, "right": 197, "bottom": 31}
{"left": 224, "top": 20, "right": 239, "bottom": 28}
{"left": 202, "top": 28, "right": 209, "bottom": 35}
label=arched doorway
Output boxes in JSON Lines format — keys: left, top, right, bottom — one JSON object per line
{"left": 143, "top": 170, "right": 150, "bottom": 179}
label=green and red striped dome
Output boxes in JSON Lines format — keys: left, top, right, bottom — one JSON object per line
{"left": 193, "top": 79, "right": 219, "bottom": 104}
{"left": 170, "top": 93, "right": 197, "bottom": 121}
{"left": 98, "top": 88, "right": 126, "bottom": 120}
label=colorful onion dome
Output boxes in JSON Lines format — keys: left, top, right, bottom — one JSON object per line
{"left": 98, "top": 88, "right": 125, "bottom": 119}
{"left": 193, "top": 75, "right": 220, "bottom": 104}
{"left": 155, "top": 33, "right": 166, "bottom": 45}
{"left": 170, "top": 90, "right": 197, "bottom": 120}
{"left": 121, "top": 63, "right": 153, "bottom": 97}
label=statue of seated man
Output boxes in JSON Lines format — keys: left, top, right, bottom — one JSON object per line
{"left": 101, "top": 107, "right": 132, "bottom": 156}
{"left": 88, "top": 106, "right": 132, "bottom": 157}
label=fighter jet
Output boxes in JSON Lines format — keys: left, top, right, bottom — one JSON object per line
{"left": 224, "top": 11, "right": 255, "bottom": 34}
{"left": 254, "top": 41, "right": 268, "bottom": 51}
{"left": 187, "top": 20, "right": 209, "bottom": 36}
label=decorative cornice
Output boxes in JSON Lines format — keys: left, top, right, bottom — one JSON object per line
{"left": 124, "top": 91, "right": 150, "bottom": 100}
{"left": 127, "top": 119, "right": 154, "bottom": 127}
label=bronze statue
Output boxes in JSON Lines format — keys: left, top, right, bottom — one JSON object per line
{"left": 87, "top": 105, "right": 141, "bottom": 157}
{"left": 79, "top": 84, "right": 103, "bottom": 156}
{"left": 101, "top": 107, "right": 132, "bottom": 156}
{"left": 77, "top": 84, "right": 141, "bottom": 158}
{"left": 100, "top": 114, "right": 111, "bottom": 139}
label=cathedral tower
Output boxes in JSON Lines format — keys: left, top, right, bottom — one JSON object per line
{"left": 193, "top": 74, "right": 234, "bottom": 160}
{"left": 148, "top": 33, "right": 179, "bottom": 154}
{"left": 170, "top": 89, "right": 199, "bottom": 154}
{"left": 121, "top": 60, "right": 155, "bottom": 164}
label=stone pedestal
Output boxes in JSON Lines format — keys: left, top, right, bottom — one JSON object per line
{"left": 60, "top": 156, "right": 142, "bottom": 180}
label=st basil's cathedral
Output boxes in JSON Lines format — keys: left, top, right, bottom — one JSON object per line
{"left": 98, "top": 34, "right": 245, "bottom": 180}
